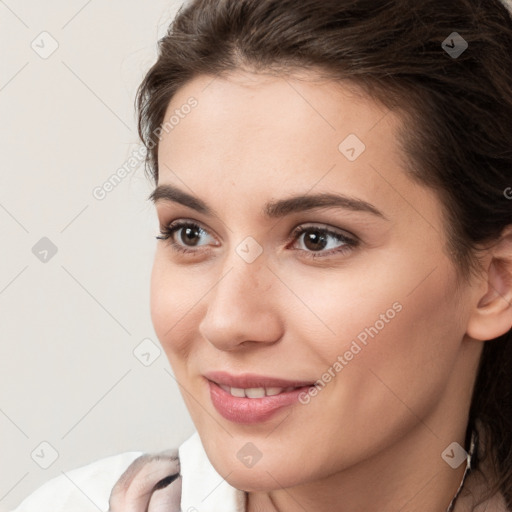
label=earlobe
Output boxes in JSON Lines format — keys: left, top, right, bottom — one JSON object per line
{"left": 466, "top": 227, "right": 512, "bottom": 342}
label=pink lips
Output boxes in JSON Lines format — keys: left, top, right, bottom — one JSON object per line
{"left": 203, "top": 371, "right": 315, "bottom": 424}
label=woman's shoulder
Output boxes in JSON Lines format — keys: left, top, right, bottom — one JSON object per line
{"left": 11, "top": 450, "right": 145, "bottom": 512}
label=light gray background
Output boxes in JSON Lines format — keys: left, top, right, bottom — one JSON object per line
{"left": 0, "top": 1, "right": 195, "bottom": 510}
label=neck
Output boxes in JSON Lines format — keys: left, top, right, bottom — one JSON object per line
{"left": 247, "top": 417, "right": 471, "bottom": 512}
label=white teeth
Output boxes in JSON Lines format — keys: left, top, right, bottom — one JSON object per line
{"left": 221, "top": 385, "right": 298, "bottom": 397}
{"left": 265, "top": 387, "right": 283, "bottom": 396}
{"left": 245, "top": 387, "right": 266, "bottom": 398}
{"left": 216, "top": 382, "right": 303, "bottom": 397}
{"left": 230, "top": 387, "right": 246, "bottom": 397}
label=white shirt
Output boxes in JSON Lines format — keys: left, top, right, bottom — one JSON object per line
{"left": 11, "top": 432, "right": 246, "bottom": 512}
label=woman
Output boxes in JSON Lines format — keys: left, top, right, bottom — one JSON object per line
{"left": 13, "top": 0, "right": 512, "bottom": 510}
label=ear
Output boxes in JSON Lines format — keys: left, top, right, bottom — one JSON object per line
{"left": 466, "top": 225, "right": 512, "bottom": 341}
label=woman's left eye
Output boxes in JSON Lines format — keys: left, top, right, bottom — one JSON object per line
{"left": 156, "top": 221, "right": 358, "bottom": 259}
{"left": 288, "top": 225, "right": 358, "bottom": 259}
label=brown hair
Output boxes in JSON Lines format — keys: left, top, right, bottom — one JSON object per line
{"left": 135, "top": 0, "right": 512, "bottom": 505}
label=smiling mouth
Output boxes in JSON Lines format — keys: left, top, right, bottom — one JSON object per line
{"left": 206, "top": 378, "right": 315, "bottom": 424}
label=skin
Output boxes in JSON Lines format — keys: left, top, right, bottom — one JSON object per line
{"left": 149, "top": 69, "right": 512, "bottom": 512}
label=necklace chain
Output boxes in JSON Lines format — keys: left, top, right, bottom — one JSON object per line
{"left": 445, "top": 429, "right": 477, "bottom": 512}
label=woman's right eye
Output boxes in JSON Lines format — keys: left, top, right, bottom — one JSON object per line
{"left": 156, "top": 220, "right": 217, "bottom": 255}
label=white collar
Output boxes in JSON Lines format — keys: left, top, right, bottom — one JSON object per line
{"left": 179, "top": 432, "right": 247, "bottom": 511}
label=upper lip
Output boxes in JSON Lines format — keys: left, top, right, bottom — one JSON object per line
{"left": 203, "top": 371, "right": 314, "bottom": 389}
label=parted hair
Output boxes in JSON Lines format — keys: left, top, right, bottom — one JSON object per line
{"left": 135, "top": 0, "right": 512, "bottom": 506}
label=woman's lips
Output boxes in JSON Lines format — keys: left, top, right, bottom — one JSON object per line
{"left": 206, "top": 379, "right": 313, "bottom": 424}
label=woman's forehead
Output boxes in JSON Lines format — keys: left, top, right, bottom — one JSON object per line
{"left": 158, "top": 73, "right": 400, "bottom": 178}
{"left": 155, "top": 72, "right": 430, "bottom": 221}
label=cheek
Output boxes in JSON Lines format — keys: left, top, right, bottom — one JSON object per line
{"left": 284, "top": 251, "right": 465, "bottom": 404}
{"left": 149, "top": 252, "right": 202, "bottom": 360}
{"left": 334, "top": 262, "right": 465, "bottom": 422}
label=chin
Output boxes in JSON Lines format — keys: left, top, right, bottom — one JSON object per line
{"left": 209, "top": 451, "right": 309, "bottom": 492}
{"left": 224, "top": 470, "right": 296, "bottom": 493}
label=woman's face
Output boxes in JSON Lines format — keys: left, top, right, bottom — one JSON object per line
{"left": 150, "top": 70, "right": 478, "bottom": 491}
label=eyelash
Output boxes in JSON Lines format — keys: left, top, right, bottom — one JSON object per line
{"left": 156, "top": 221, "right": 359, "bottom": 260}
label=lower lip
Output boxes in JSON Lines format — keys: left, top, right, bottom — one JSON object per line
{"left": 207, "top": 380, "right": 313, "bottom": 424}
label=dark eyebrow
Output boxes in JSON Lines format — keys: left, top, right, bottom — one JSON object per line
{"left": 148, "top": 184, "right": 388, "bottom": 220}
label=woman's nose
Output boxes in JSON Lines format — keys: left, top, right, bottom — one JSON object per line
{"left": 198, "top": 251, "right": 284, "bottom": 352}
